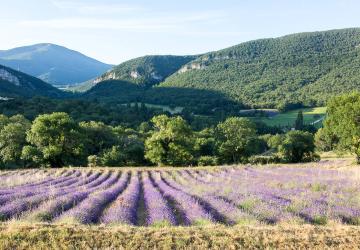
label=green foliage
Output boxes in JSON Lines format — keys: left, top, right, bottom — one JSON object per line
{"left": 79, "top": 121, "right": 117, "bottom": 155}
{"left": 93, "top": 55, "right": 197, "bottom": 88}
{"left": 248, "top": 155, "right": 281, "bottom": 165}
{"left": 160, "top": 28, "right": 360, "bottom": 108}
{"left": 99, "top": 146, "right": 125, "bottom": 167}
{"left": 279, "top": 130, "right": 318, "bottom": 163}
{"left": 197, "top": 156, "right": 219, "bottom": 166}
{"left": 0, "top": 110, "right": 324, "bottom": 169}
{"left": 145, "top": 115, "right": 194, "bottom": 166}
{"left": 87, "top": 155, "right": 99, "bottom": 167}
{"left": 194, "top": 128, "right": 216, "bottom": 156}
{"left": 0, "top": 115, "right": 30, "bottom": 167}
{"left": 215, "top": 117, "right": 258, "bottom": 163}
{"left": 21, "top": 145, "right": 43, "bottom": 167}
{"left": 294, "top": 111, "right": 304, "bottom": 130}
{"left": 26, "top": 112, "right": 85, "bottom": 167}
{"left": 0, "top": 97, "right": 162, "bottom": 128}
{"left": 314, "top": 128, "right": 336, "bottom": 152}
{"left": 267, "top": 134, "right": 285, "bottom": 149}
{"left": 321, "top": 92, "right": 360, "bottom": 162}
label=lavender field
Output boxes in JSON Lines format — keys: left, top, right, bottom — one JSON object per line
{"left": 1, "top": 160, "right": 360, "bottom": 227}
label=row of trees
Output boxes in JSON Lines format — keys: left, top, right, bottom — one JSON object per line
{"left": 0, "top": 112, "right": 317, "bottom": 168}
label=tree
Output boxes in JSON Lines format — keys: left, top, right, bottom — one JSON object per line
{"left": 0, "top": 118, "right": 30, "bottom": 167}
{"left": 26, "top": 112, "right": 84, "bottom": 167}
{"left": 215, "top": 117, "right": 258, "bottom": 163}
{"left": 145, "top": 115, "right": 194, "bottom": 166}
{"left": 21, "top": 145, "right": 43, "bottom": 167}
{"left": 99, "top": 146, "right": 124, "bottom": 167}
{"left": 321, "top": 92, "right": 360, "bottom": 162}
{"left": 294, "top": 111, "right": 304, "bottom": 130}
{"left": 79, "top": 121, "right": 117, "bottom": 155}
{"left": 314, "top": 128, "right": 337, "bottom": 152}
{"left": 267, "top": 134, "right": 285, "bottom": 149}
{"left": 279, "top": 130, "right": 318, "bottom": 163}
{"left": 194, "top": 128, "right": 216, "bottom": 157}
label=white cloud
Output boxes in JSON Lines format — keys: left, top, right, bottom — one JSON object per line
{"left": 18, "top": 10, "right": 226, "bottom": 32}
{"left": 20, "top": 18, "right": 173, "bottom": 31}
{"left": 51, "top": 0, "right": 141, "bottom": 14}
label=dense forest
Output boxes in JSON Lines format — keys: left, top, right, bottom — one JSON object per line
{"left": 160, "top": 28, "right": 360, "bottom": 108}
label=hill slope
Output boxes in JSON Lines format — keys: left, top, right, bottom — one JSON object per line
{"left": 75, "top": 55, "right": 197, "bottom": 92}
{"left": 0, "top": 44, "right": 112, "bottom": 87}
{"left": 160, "top": 28, "right": 360, "bottom": 108}
{"left": 0, "top": 64, "right": 64, "bottom": 98}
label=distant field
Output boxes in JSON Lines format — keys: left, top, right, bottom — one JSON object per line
{"left": 251, "top": 107, "right": 327, "bottom": 127}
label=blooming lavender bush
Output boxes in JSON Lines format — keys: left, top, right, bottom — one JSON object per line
{"left": 0, "top": 161, "right": 359, "bottom": 226}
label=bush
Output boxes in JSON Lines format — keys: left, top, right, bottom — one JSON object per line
{"left": 87, "top": 155, "right": 99, "bottom": 167}
{"left": 99, "top": 146, "right": 125, "bottom": 167}
{"left": 248, "top": 155, "right": 281, "bottom": 165}
{"left": 302, "top": 152, "right": 321, "bottom": 163}
{"left": 197, "top": 156, "right": 219, "bottom": 166}
{"left": 279, "top": 130, "right": 318, "bottom": 163}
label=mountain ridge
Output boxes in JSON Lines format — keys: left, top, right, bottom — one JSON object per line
{"left": 0, "top": 43, "right": 113, "bottom": 87}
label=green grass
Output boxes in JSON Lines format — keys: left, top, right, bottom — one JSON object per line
{"left": 251, "top": 107, "right": 327, "bottom": 127}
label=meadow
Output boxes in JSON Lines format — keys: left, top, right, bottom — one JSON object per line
{"left": 252, "top": 107, "right": 327, "bottom": 127}
{"left": 1, "top": 159, "right": 360, "bottom": 249}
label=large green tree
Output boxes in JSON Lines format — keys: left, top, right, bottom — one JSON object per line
{"left": 279, "top": 130, "right": 317, "bottom": 163}
{"left": 26, "top": 112, "right": 84, "bottom": 167}
{"left": 0, "top": 115, "right": 30, "bottom": 167}
{"left": 215, "top": 117, "right": 258, "bottom": 163}
{"left": 321, "top": 92, "right": 360, "bottom": 163}
{"left": 145, "top": 115, "right": 194, "bottom": 166}
{"left": 79, "top": 121, "right": 117, "bottom": 155}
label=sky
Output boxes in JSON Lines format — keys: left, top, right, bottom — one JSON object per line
{"left": 1, "top": 0, "right": 360, "bottom": 64}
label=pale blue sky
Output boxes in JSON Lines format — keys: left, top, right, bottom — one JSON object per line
{"left": 1, "top": 0, "right": 360, "bottom": 64}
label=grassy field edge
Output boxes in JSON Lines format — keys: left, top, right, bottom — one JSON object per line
{"left": 1, "top": 223, "right": 360, "bottom": 249}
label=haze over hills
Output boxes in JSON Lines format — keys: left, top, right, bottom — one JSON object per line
{"left": 0, "top": 43, "right": 112, "bottom": 87}
{"left": 83, "top": 28, "right": 360, "bottom": 109}
{"left": 0, "top": 64, "right": 64, "bottom": 98}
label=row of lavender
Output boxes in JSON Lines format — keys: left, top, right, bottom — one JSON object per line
{"left": 0, "top": 165, "right": 359, "bottom": 226}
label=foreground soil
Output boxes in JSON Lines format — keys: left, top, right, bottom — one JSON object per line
{"left": 0, "top": 223, "right": 359, "bottom": 249}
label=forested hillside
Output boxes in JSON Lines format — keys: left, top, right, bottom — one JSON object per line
{"left": 159, "top": 28, "right": 360, "bottom": 108}
{"left": 76, "top": 55, "right": 197, "bottom": 92}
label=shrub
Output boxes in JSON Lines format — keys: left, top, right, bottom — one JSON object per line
{"left": 87, "top": 155, "right": 99, "bottom": 167}
{"left": 99, "top": 146, "right": 125, "bottom": 167}
{"left": 279, "top": 130, "right": 317, "bottom": 163}
{"left": 248, "top": 155, "right": 281, "bottom": 165}
{"left": 197, "top": 156, "right": 219, "bottom": 166}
